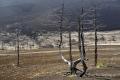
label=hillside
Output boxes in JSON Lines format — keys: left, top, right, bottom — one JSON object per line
{"left": 0, "top": 30, "right": 120, "bottom": 50}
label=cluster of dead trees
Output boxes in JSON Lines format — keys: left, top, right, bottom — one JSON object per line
{"left": 58, "top": 2, "right": 98, "bottom": 77}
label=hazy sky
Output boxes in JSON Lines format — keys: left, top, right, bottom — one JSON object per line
{"left": 0, "top": 0, "right": 118, "bottom": 7}
{"left": 0, "top": 0, "right": 119, "bottom": 28}
{"left": 0, "top": 0, "right": 34, "bottom": 7}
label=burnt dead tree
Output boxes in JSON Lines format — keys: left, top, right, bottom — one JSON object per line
{"left": 68, "top": 31, "right": 73, "bottom": 74}
{"left": 78, "top": 8, "right": 87, "bottom": 77}
{"left": 93, "top": 8, "right": 98, "bottom": 67}
{"left": 79, "top": 7, "right": 98, "bottom": 67}
{"left": 16, "top": 29, "right": 20, "bottom": 67}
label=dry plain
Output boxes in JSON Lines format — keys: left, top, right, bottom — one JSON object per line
{"left": 0, "top": 45, "right": 120, "bottom": 80}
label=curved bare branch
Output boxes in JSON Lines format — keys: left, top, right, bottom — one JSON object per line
{"left": 59, "top": 47, "right": 70, "bottom": 65}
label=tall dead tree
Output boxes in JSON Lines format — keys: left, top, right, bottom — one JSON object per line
{"left": 79, "top": 8, "right": 86, "bottom": 59}
{"left": 16, "top": 29, "right": 20, "bottom": 66}
{"left": 78, "top": 8, "right": 87, "bottom": 77}
{"left": 93, "top": 8, "right": 98, "bottom": 67}
{"left": 68, "top": 31, "right": 73, "bottom": 74}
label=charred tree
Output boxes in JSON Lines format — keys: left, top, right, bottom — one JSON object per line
{"left": 16, "top": 29, "right": 20, "bottom": 67}
{"left": 69, "top": 31, "right": 73, "bottom": 74}
{"left": 93, "top": 8, "right": 98, "bottom": 67}
{"left": 78, "top": 8, "right": 87, "bottom": 77}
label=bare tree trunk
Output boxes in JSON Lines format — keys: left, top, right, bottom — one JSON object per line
{"left": 78, "top": 8, "right": 87, "bottom": 77}
{"left": 58, "top": 1, "right": 64, "bottom": 52}
{"left": 69, "top": 31, "right": 73, "bottom": 74}
{"left": 16, "top": 30, "right": 20, "bottom": 67}
{"left": 78, "top": 17, "right": 81, "bottom": 59}
{"left": 93, "top": 8, "right": 98, "bottom": 67}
